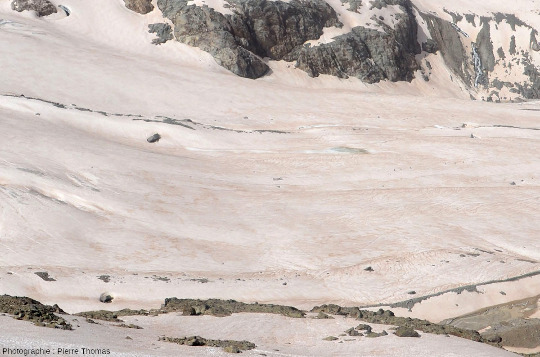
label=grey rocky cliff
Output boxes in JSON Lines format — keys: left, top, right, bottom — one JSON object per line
{"left": 157, "top": 0, "right": 421, "bottom": 82}
{"left": 11, "top": 0, "right": 57, "bottom": 17}
{"left": 148, "top": 0, "right": 539, "bottom": 98}
{"left": 157, "top": 0, "right": 342, "bottom": 79}
{"left": 123, "top": 0, "right": 154, "bottom": 15}
{"left": 295, "top": 1, "right": 420, "bottom": 82}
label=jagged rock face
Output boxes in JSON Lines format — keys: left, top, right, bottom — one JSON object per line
{"left": 296, "top": 2, "right": 420, "bottom": 82}
{"left": 153, "top": 0, "right": 538, "bottom": 97}
{"left": 11, "top": 0, "right": 57, "bottom": 17}
{"left": 158, "top": 0, "right": 269, "bottom": 78}
{"left": 123, "top": 0, "right": 154, "bottom": 15}
{"left": 157, "top": 0, "right": 341, "bottom": 79}
{"left": 158, "top": 0, "right": 263, "bottom": 78}
{"left": 295, "top": 24, "right": 419, "bottom": 82}
{"left": 295, "top": 33, "right": 387, "bottom": 81}
{"left": 158, "top": 0, "right": 420, "bottom": 82}
{"left": 232, "top": 0, "right": 342, "bottom": 59}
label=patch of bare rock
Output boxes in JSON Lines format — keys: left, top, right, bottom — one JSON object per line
{"left": 0, "top": 295, "right": 71, "bottom": 329}
{"left": 160, "top": 336, "right": 256, "bottom": 354}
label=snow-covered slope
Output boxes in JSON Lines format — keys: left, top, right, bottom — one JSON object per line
{"left": 0, "top": 0, "right": 539, "bottom": 355}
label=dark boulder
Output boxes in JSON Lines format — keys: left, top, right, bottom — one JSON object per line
{"left": 99, "top": 292, "right": 114, "bottom": 303}
{"left": 147, "top": 133, "right": 161, "bottom": 143}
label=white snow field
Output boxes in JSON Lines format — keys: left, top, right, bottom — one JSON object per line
{"left": 0, "top": 0, "right": 539, "bottom": 355}
{"left": 0, "top": 313, "right": 519, "bottom": 357}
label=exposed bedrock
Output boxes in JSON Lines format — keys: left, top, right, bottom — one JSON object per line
{"left": 10, "top": 0, "right": 57, "bottom": 17}
{"left": 157, "top": 0, "right": 420, "bottom": 81}
{"left": 0, "top": 295, "right": 72, "bottom": 329}
{"left": 295, "top": 1, "right": 421, "bottom": 82}
{"left": 147, "top": 0, "right": 540, "bottom": 96}
{"left": 420, "top": 13, "right": 472, "bottom": 86}
{"left": 157, "top": 0, "right": 341, "bottom": 78}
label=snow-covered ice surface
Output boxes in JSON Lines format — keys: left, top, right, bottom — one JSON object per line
{"left": 0, "top": 313, "right": 519, "bottom": 357}
{"left": 0, "top": 0, "right": 539, "bottom": 355}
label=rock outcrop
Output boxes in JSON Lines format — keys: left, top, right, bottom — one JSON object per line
{"left": 10, "top": 0, "right": 57, "bottom": 17}
{"left": 295, "top": 1, "right": 421, "bottom": 83}
{"left": 110, "top": 0, "right": 540, "bottom": 99}
{"left": 123, "top": 0, "right": 154, "bottom": 14}
{"left": 157, "top": 0, "right": 342, "bottom": 79}
{"left": 162, "top": 298, "right": 306, "bottom": 318}
{"left": 157, "top": 0, "right": 420, "bottom": 81}
{"left": 0, "top": 295, "right": 71, "bottom": 329}
{"left": 310, "top": 305, "right": 495, "bottom": 345}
